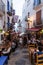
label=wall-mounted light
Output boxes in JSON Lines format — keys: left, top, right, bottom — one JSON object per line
{"left": 27, "top": 17, "right": 32, "bottom": 23}
{"left": 27, "top": 17, "right": 30, "bottom": 21}
{"left": 42, "top": 29, "right": 43, "bottom": 33}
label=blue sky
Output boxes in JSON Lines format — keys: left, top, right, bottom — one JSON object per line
{"left": 13, "top": 0, "right": 25, "bottom": 16}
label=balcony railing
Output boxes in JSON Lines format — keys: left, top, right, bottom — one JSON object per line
{"left": 0, "top": 0, "right": 5, "bottom": 13}
{"left": 7, "top": 7, "right": 12, "bottom": 16}
{"left": 33, "top": 0, "right": 43, "bottom": 10}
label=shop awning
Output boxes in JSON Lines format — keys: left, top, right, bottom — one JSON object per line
{"left": 27, "top": 28, "right": 40, "bottom": 32}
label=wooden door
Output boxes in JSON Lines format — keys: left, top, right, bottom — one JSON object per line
{"left": 36, "top": 10, "right": 41, "bottom": 25}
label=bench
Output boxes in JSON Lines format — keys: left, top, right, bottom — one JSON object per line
{"left": 28, "top": 43, "right": 38, "bottom": 63}
{"left": 35, "top": 52, "right": 43, "bottom": 65}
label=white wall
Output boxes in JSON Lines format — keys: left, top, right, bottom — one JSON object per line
{"left": 0, "top": 0, "right": 7, "bottom": 43}
{"left": 2, "top": 0, "right": 13, "bottom": 30}
{"left": 41, "top": 7, "right": 43, "bottom": 24}
{"left": 0, "top": 17, "right": 3, "bottom": 29}
{"left": 22, "top": 0, "right": 36, "bottom": 29}
{"left": 22, "top": 1, "right": 28, "bottom": 31}
{"left": 2, "top": 0, "right": 7, "bottom": 30}
{"left": 22, "top": 0, "right": 43, "bottom": 29}
{"left": 0, "top": 0, "right": 7, "bottom": 30}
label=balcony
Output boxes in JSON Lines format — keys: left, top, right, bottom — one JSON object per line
{"left": 7, "top": 10, "right": 12, "bottom": 16}
{"left": 0, "top": 0, "right": 5, "bottom": 16}
{"left": 33, "top": 0, "right": 43, "bottom": 10}
{"left": 7, "top": 6, "right": 13, "bottom": 16}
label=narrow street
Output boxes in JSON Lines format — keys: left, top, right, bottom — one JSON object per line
{"left": 8, "top": 47, "right": 32, "bottom": 65}
{"left": 0, "top": 0, "right": 43, "bottom": 65}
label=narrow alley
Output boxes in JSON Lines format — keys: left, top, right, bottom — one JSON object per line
{"left": 0, "top": 0, "right": 43, "bottom": 65}
{"left": 8, "top": 47, "right": 31, "bottom": 65}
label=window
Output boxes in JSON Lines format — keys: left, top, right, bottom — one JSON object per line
{"left": 27, "top": 0, "right": 30, "bottom": 6}
{"left": 34, "top": 0, "right": 41, "bottom": 6}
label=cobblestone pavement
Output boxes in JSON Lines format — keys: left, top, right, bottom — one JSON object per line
{"left": 8, "top": 47, "right": 32, "bottom": 65}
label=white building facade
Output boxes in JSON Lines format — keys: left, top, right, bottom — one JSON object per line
{"left": 0, "top": 0, "right": 7, "bottom": 43}
{"left": 0, "top": 0, "right": 13, "bottom": 43}
{"left": 2, "top": 0, "right": 7, "bottom": 30}
{"left": 0, "top": 0, "right": 13, "bottom": 30}
{"left": 0, "top": 0, "right": 6, "bottom": 30}
{"left": 22, "top": 0, "right": 43, "bottom": 29}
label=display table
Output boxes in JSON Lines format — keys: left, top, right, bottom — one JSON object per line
{"left": 0, "top": 56, "right": 8, "bottom": 65}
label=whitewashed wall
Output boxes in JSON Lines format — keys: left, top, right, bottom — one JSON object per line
{"left": 22, "top": 0, "right": 43, "bottom": 29}
{"left": 2, "top": 0, "right": 7, "bottom": 30}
